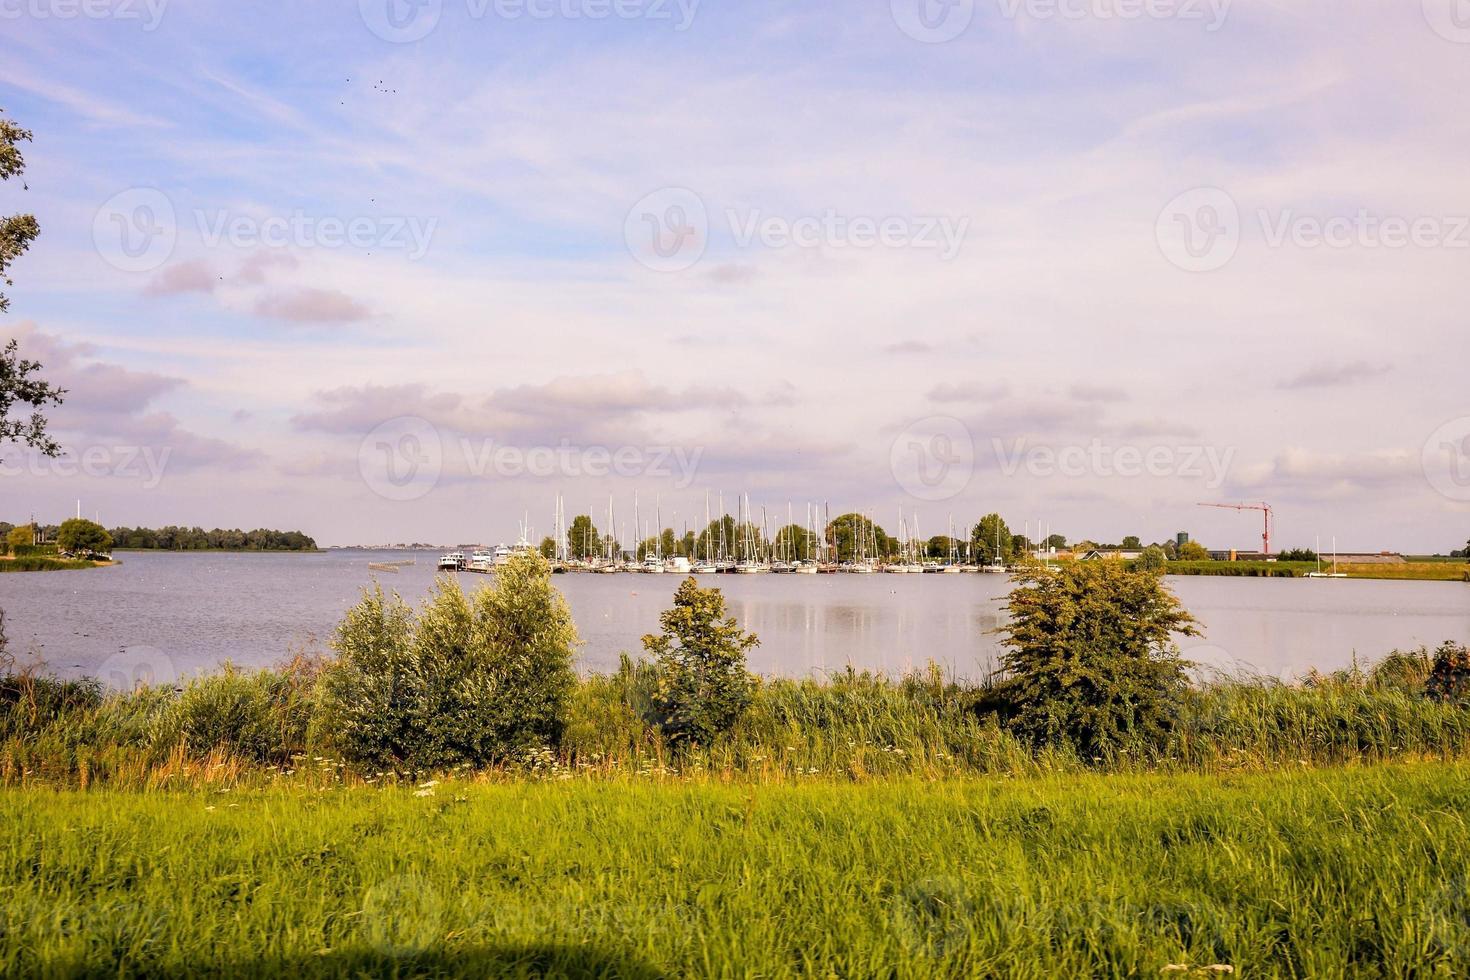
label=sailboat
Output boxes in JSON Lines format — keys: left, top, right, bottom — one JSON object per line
{"left": 1306, "top": 535, "right": 1347, "bottom": 579}
{"left": 691, "top": 492, "right": 719, "bottom": 573}
{"left": 793, "top": 502, "right": 820, "bottom": 572}
{"left": 735, "top": 494, "right": 768, "bottom": 573}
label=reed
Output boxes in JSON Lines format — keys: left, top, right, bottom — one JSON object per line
{"left": 4, "top": 647, "right": 1469, "bottom": 789}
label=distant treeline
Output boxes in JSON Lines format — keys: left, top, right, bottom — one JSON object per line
{"left": 108, "top": 526, "right": 317, "bottom": 551}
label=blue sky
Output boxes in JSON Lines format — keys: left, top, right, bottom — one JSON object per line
{"left": 2, "top": 0, "right": 1468, "bottom": 550}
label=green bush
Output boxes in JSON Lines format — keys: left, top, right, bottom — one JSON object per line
{"left": 996, "top": 560, "right": 1200, "bottom": 759}
{"left": 316, "top": 552, "right": 578, "bottom": 772}
{"left": 1138, "top": 545, "right": 1166, "bottom": 572}
{"left": 170, "top": 662, "right": 317, "bottom": 762}
{"left": 1426, "top": 641, "right": 1470, "bottom": 704}
{"left": 642, "top": 577, "right": 757, "bottom": 745}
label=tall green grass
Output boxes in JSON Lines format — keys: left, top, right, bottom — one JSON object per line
{"left": 0, "top": 555, "right": 100, "bottom": 572}
{"left": 2, "top": 764, "right": 1468, "bottom": 977}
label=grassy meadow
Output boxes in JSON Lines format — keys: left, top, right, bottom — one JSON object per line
{"left": 3, "top": 763, "right": 1469, "bottom": 978}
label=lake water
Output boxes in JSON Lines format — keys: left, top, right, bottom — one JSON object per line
{"left": 2, "top": 550, "right": 1467, "bottom": 688}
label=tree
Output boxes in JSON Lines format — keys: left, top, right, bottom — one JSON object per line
{"left": 971, "top": 513, "right": 1013, "bottom": 564}
{"left": 6, "top": 524, "right": 32, "bottom": 551}
{"left": 774, "top": 523, "right": 815, "bottom": 561}
{"left": 1, "top": 111, "right": 40, "bottom": 316}
{"left": 1277, "top": 548, "right": 1319, "bottom": 563}
{"left": 1177, "top": 540, "right": 1211, "bottom": 561}
{"left": 1138, "top": 545, "right": 1167, "bottom": 572}
{"left": 825, "top": 513, "right": 893, "bottom": 562}
{"left": 57, "top": 518, "right": 111, "bottom": 555}
{"left": 926, "top": 535, "right": 963, "bottom": 560}
{"left": 997, "top": 560, "right": 1200, "bottom": 758}
{"left": 1046, "top": 533, "right": 1067, "bottom": 551}
{"left": 643, "top": 577, "right": 758, "bottom": 744}
{"left": 566, "top": 515, "right": 600, "bottom": 559}
{"left": 318, "top": 553, "right": 578, "bottom": 772}
{"left": 538, "top": 536, "right": 556, "bottom": 559}
{"left": 2, "top": 112, "right": 63, "bottom": 461}
{"left": 1122, "top": 535, "right": 1141, "bottom": 550}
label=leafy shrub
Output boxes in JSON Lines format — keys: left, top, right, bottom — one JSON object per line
{"left": 996, "top": 560, "right": 1200, "bottom": 759}
{"left": 316, "top": 552, "right": 578, "bottom": 772}
{"left": 172, "top": 661, "right": 318, "bottom": 762}
{"left": 642, "top": 577, "right": 757, "bottom": 745}
{"left": 1426, "top": 641, "right": 1470, "bottom": 704}
{"left": 1138, "top": 546, "right": 1166, "bottom": 572}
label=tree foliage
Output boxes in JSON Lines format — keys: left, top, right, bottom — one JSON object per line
{"left": 1426, "top": 641, "right": 1470, "bottom": 705}
{"left": 5, "top": 524, "right": 32, "bottom": 551}
{"left": 1, "top": 110, "right": 40, "bottom": 315}
{"left": 1177, "top": 540, "right": 1211, "bottom": 561}
{"left": 1, "top": 111, "right": 63, "bottom": 459}
{"left": 57, "top": 518, "right": 111, "bottom": 555}
{"left": 108, "top": 526, "right": 316, "bottom": 550}
{"left": 318, "top": 552, "right": 578, "bottom": 771}
{"left": 566, "top": 515, "right": 601, "bottom": 559}
{"left": 996, "top": 560, "right": 1200, "bottom": 758}
{"left": 1, "top": 339, "right": 65, "bottom": 461}
{"left": 971, "top": 513, "right": 1013, "bottom": 564}
{"left": 825, "top": 513, "right": 893, "bottom": 562}
{"left": 643, "top": 577, "right": 757, "bottom": 744}
{"left": 1138, "top": 545, "right": 1167, "bottom": 572}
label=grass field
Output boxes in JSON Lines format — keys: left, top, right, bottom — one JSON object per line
{"left": 1337, "top": 562, "right": 1470, "bottom": 582}
{"left": 1160, "top": 560, "right": 1470, "bottom": 582}
{"left": 2, "top": 763, "right": 1468, "bottom": 978}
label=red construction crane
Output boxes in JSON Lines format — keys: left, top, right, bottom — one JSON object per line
{"left": 1197, "top": 501, "right": 1273, "bottom": 557}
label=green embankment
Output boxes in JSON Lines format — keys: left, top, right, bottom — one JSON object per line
{"left": 1162, "top": 560, "right": 1470, "bottom": 581}
{"left": 2, "top": 764, "right": 1468, "bottom": 978}
{"left": 0, "top": 555, "right": 104, "bottom": 572}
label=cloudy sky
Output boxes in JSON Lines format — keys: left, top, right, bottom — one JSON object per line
{"left": 2, "top": 0, "right": 1467, "bottom": 550}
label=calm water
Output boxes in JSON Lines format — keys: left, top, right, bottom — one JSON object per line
{"left": 2, "top": 550, "right": 1467, "bottom": 687}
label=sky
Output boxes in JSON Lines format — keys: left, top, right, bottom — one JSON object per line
{"left": 1, "top": 0, "right": 1468, "bottom": 551}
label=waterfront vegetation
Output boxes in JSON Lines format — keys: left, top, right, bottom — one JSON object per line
{"left": 2, "top": 555, "right": 1469, "bottom": 787}
{"left": 4, "top": 555, "right": 1470, "bottom": 976}
{"left": 0, "top": 554, "right": 106, "bottom": 573}
{"left": 1157, "top": 559, "right": 1470, "bottom": 581}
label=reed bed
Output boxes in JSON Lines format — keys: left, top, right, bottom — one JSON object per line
{"left": 4, "top": 649, "right": 1469, "bottom": 789}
